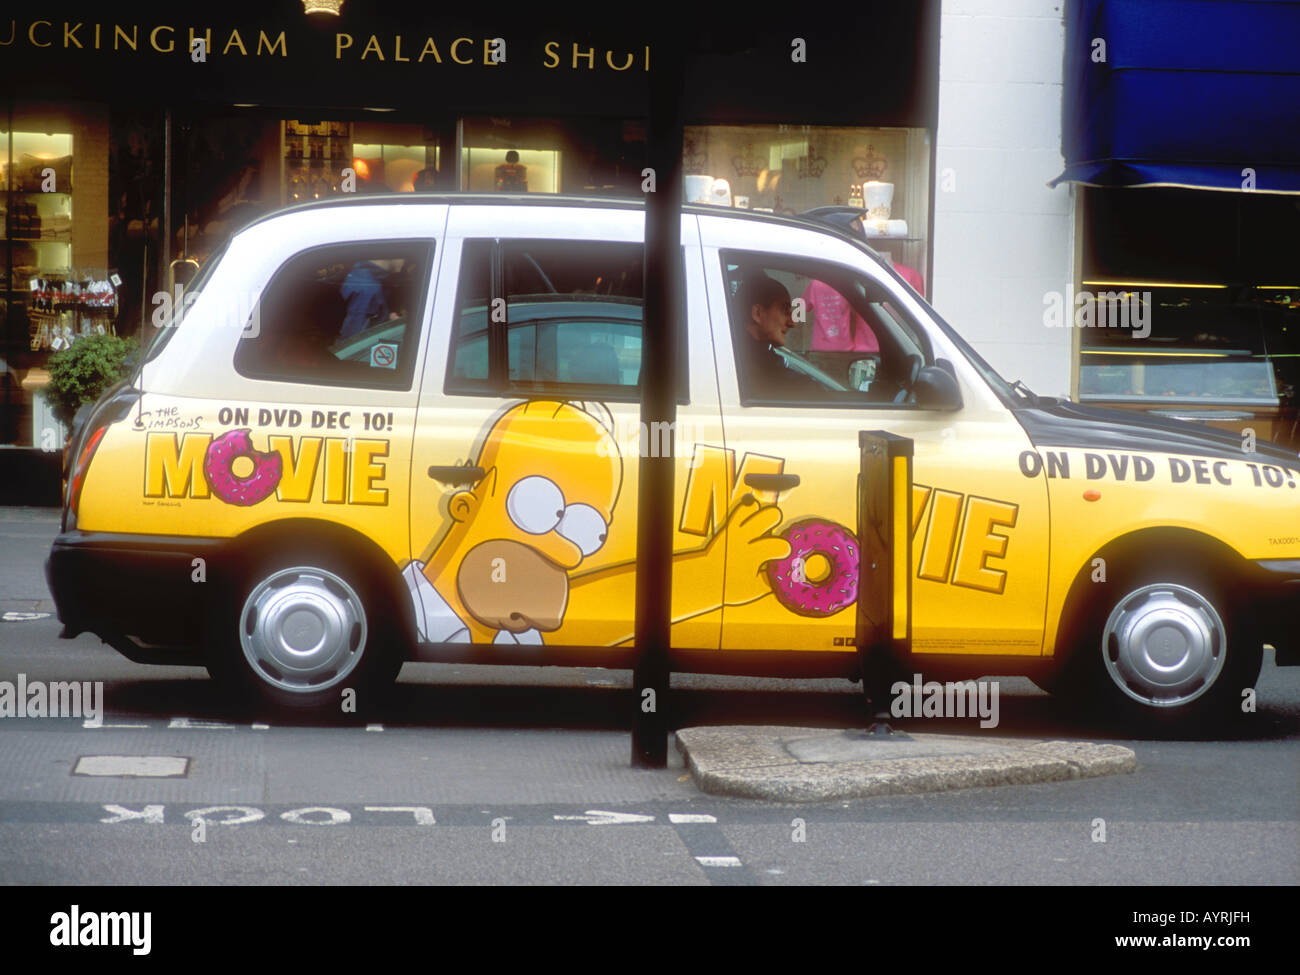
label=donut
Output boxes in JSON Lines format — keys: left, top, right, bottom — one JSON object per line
{"left": 765, "top": 519, "right": 859, "bottom": 617}
{"left": 205, "top": 428, "right": 283, "bottom": 506}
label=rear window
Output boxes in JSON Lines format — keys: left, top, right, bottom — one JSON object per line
{"left": 234, "top": 240, "right": 433, "bottom": 389}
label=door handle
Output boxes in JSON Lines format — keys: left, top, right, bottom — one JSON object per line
{"left": 428, "top": 465, "right": 485, "bottom": 485}
{"left": 744, "top": 473, "right": 800, "bottom": 492}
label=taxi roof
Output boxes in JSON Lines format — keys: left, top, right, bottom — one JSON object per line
{"left": 241, "top": 191, "right": 880, "bottom": 256}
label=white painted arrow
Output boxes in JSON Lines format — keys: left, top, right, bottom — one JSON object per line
{"left": 553, "top": 810, "right": 655, "bottom": 826}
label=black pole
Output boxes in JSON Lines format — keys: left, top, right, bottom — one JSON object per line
{"left": 631, "top": 34, "right": 684, "bottom": 768}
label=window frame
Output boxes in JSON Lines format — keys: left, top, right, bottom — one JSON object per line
{"left": 234, "top": 238, "right": 435, "bottom": 391}
{"left": 443, "top": 237, "right": 690, "bottom": 404}
{"left": 718, "top": 248, "right": 938, "bottom": 410}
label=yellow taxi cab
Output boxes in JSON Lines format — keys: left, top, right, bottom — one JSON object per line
{"left": 46, "top": 194, "right": 1300, "bottom": 729}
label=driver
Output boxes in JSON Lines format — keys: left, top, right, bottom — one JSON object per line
{"left": 734, "top": 275, "right": 826, "bottom": 399}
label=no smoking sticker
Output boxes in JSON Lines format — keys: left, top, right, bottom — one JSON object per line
{"left": 370, "top": 342, "right": 398, "bottom": 369}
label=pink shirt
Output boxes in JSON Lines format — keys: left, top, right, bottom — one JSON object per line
{"left": 802, "top": 280, "right": 879, "bottom": 352}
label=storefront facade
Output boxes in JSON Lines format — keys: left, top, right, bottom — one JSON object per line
{"left": 1, "top": 1, "right": 940, "bottom": 501}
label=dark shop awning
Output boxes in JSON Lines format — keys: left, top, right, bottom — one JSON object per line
{"left": 1051, "top": 0, "right": 1300, "bottom": 194}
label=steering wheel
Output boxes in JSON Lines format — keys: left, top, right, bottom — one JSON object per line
{"left": 893, "top": 353, "right": 924, "bottom": 405}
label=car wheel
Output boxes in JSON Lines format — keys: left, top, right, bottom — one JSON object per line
{"left": 209, "top": 549, "right": 402, "bottom": 715}
{"left": 1063, "top": 566, "right": 1261, "bottom": 731}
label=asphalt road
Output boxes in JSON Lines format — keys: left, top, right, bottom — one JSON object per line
{"left": 2, "top": 507, "right": 1297, "bottom": 886}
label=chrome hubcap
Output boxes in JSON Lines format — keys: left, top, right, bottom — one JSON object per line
{"left": 1102, "top": 583, "right": 1225, "bottom": 707}
{"left": 239, "top": 566, "right": 366, "bottom": 694}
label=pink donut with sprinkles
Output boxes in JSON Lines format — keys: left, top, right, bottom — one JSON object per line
{"left": 765, "top": 519, "right": 859, "bottom": 617}
{"left": 205, "top": 428, "right": 282, "bottom": 506}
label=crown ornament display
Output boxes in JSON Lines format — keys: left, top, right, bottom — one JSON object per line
{"left": 796, "top": 145, "right": 827, "bottom": 180}
{"left": 852, "top": 145, "right": 887, "bottom": 180}
{"left": 303, "top": 0, "right": 345, "bottom": 14}
{"left": 731, "top": 144, "right": 764, "bottom": 178}
{"left": 683, "top": 136, "right": 708, "bottom": 175}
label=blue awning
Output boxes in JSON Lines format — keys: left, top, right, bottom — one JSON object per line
{"left": 1051, "top": 0, "right": 1300, "bottom": 194}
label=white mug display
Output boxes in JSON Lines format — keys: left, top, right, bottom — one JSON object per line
{"left": 684, "top": 174, "right": 714, "bottom": 204}
{"left": 862, "top": 180, "right": 894, "bottom": 220}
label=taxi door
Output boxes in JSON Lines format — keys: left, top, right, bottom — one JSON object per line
{"left": 405, "top": 207, "right": 731, "bottom": 656}
{"left": 698, "top": 221, "right": 1051, "bottom": 661}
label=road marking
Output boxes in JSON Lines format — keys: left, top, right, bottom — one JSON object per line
{"left": 365, "top": 723, "right": 383, "bottom": 732}
{"left": 552, "top": 810, "right": 655, "bottom": 826}
{"left": 82, "top": 720, "right": 147, "bottom": 729}
{"left": 73, "top": 756, "right": 189, "bottom": 778}
{"left": 2, "top": 611, "right": 51, "bottom": 621}
{"left": 695, "top": 855, "right": 742, "bottom": 868}
{"left": 251, "top": 723, "right": 270, "bottom": 730}
{"left": 669, "top": 813, "right": 717, "bottom": 824}
{"left": 169, "top": 716, "right": 234, "bottom": 730}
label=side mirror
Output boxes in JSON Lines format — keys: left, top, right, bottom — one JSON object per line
{"left": 913, "top": 364, "right": 962, "bottom": 410}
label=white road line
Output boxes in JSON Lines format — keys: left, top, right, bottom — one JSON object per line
{"left": 365, "top": 723, "right": 383, "bottom": 732}
{"left": 82, "top": 720, "right": 148, "bottom": 729}
{"left": 74, "top": 756, "right": 189, "bottom": 777}
{"left": 553, "top": 810, "right": 655, "bottom": 825}
{"left": 694, "top": 855, "right": 742, "bottom": 868}
{"left": 669, "top": 813, "right": 717, "bottom": 824}
{"left": 251, "top": 723, "right": 270, "bottom": 730}
{"left": 168, "top": 716, "right": 234, "bottom": 729}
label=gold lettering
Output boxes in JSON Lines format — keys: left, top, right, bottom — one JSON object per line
{"left": 63, "top": 22, "right": 83, "bottom": 49}
{"left": 393, "top": 34, "right": 408, "bottom": 62}
{"left": 606, "top": 49, "right": 634, "bottom": 71}
{"left": 188, "top": 27, "right": 211, "bottom": 55}
{"left": 0, "top": 20, "right": 15, "bottom": 47}
{"left": 269, "top": 436, "right": 321, "bottom": 503}
{"left": 114, "top": 24, "right": 137, "bottom": 51}
{"left": 258, "top": 30, "right": 286, "bottom": 57}
{"left": 482, "top": 37, "right": 497, "bottom": 65}
{"left": 917, "top": 489, "right": 963, "bottom": 583}
{"left": 417, "top": 37, "right": 441, "bottom": 62}
{"left": 223, "top": 28, "right": 247, "bottom": 56}
{"left": 95, "top": 24, "right": 101, "bottom": 49}
{"left": 951, "top": 496, "right": 1018, "bottom": 594}
{"left": 349, "top": 440, "right": 389, "bottom": 505}
{"left": 335, "top": 32, "right": 353, "bottom": 59}
{"left": 542, "top": 40, "right": 559, "bottom": 68}
{"left": 450, "top": 37, "right": 473, "bottom": 64}
{"left": 361, "top": 34, "right": 383, "bottom": 60}
{"left": 910, "top": 485, "right": 932, "bottom": 538}
{"left": 644, "top": 45, "right": 650, "bottom": 71}
{"left": 322, "top": 438, "right": 348, "bottom": 504}
{"left": 571, "top": 43, "right": 595, "bottom": 69}
{"left": 150, "top": 25, "right": 174, "bottom": 54}
{"left": 28, "top": 20, "right": 52, "bottom": 47}
{"left": 145, "top": 433, "right": 212, "bottom": 499}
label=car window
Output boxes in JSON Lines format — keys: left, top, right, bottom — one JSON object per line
{"left": 446, "top": 239, "right": 684, "bottom": 400}
{"left": 721, "top": 250, "right": 930, "bottom": 408}
{"left": 235, "top": 240, "right": 432, "bottom": 388}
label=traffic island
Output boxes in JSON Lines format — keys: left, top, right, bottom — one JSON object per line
{"left": 674, "top": 726, "right": 1136, "bottom": 802}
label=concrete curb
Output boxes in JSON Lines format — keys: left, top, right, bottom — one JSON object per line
{"left": 675, "top": 726, "right": 1137, "bottom": 802}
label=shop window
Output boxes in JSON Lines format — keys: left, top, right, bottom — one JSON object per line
{"left": 685, "top": 124, "right": 930, "bottom": 293}
{"left": 1079, "top": 187, "right": 1300, "bottom": 448}
{"left": 721, "top": 251, "right": 930, "bottom": 408}
{"left": 447, "top": 240, "right": 650, "bottom": 397}
{"left": 234, "top": 240, "right": 432, "bottom": 389}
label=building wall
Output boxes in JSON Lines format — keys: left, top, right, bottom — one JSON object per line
{"left": 932, "top": 0, "right": 1074, "bottom": 397}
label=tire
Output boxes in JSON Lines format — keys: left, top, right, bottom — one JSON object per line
{"left": 1054, "top": 560, "right": 1262, "bottom": 733}
{"left": 206, "top": 547, "right": 403, "bottom": 716}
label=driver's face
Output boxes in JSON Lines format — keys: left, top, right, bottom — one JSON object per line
{"left": 750, "top": 297, "right": 795, "bottom": 347}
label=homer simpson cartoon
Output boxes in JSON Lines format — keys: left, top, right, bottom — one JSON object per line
{"left": 403, "top": 400, "right": 789, "bottom": 647}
